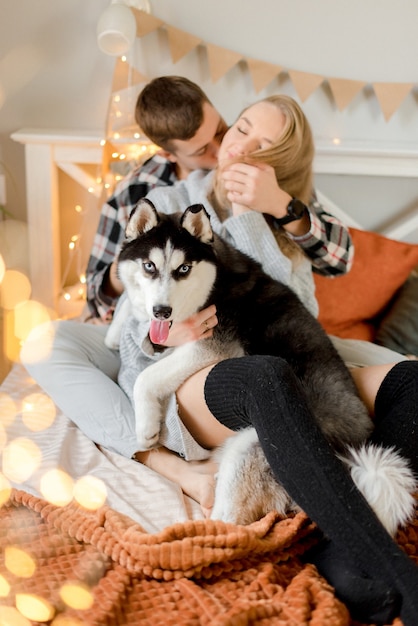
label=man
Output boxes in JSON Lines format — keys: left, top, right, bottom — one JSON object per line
{"left": 86, "top": 75, "right": 352, "bottom": 322}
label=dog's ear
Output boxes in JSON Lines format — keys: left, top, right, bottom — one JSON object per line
{"left": 125, "top": 199, "right": 160, "bottom": 240}
{"left": 181, "top": 204, "right": 214, "bottom": 244}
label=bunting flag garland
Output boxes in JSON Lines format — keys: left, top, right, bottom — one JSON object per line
{"left": 246, "top": 58, "right": 282, "bottom": 93}
{"left": 287, "top": 70, "right": 325, "bottom": 103}
{"left": 166, "top": 25, "right": 201, "bottom": 64}
{"left": 131, "top": 9, "right": 163, "bottom": 37}
{"left": 205, "top": 43, "right": 244, "bottom": 83}
{"left": 327, "top": 77, "right": 367, "bottom": 111}
{"left": 112, "top": 9, "right": 416, "bottom": 121}
{"left": 372, "top": 82, "right": 414, "bottom": 121}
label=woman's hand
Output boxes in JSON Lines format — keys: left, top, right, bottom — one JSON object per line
{"left": 159, "top": 304, "right": 218, "bottom": 347}
{"left": 221, "top": 162, "right": 291, "bottom": 217}
{"left": 221, "top": 162, "right": 311, "bottom": 235}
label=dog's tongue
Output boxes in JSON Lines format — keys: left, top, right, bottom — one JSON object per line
{"left": 149, "top": 320, "right": 170, "bottom": 344}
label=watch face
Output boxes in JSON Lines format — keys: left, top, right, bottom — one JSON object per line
{"left": 273, "top": 198, "right": 307, "bottom": 228}
{"left": 288, "top": 198, "right": 307, "bottom": 219}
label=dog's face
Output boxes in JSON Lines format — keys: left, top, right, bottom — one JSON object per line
{"left": 118, "top": 200, "right": 217, "bottom": 342}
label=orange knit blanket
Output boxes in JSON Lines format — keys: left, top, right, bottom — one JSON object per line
{"left": 1, "top": 489, "right": 416, "bottom": 625}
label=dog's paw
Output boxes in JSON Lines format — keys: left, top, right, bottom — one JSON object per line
{"left": 135, "top": 418, "right": 161, "bottom": 450}
{"left": 133, "top": 385, "right": 163, "bottom": 450}
{"left": 104, "top": 333, "right": 119, "bottom": 350}
{"left": 134, "top": 396, "right": 162, "bottom": 449}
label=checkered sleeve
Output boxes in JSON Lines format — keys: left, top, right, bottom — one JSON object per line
{"left": 290, "top": 197, "right": 354, "bottom": 276}
{"left": 86, "top": 155, "right": 177, "bottom": 321}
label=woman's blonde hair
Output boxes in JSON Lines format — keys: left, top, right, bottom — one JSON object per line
{"left": 211, "top": 95, "right": 315, "bottom": 259}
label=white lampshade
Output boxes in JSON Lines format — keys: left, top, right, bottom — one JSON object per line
{"left": 97, "top": 2, "right": 137, "bottom": 56}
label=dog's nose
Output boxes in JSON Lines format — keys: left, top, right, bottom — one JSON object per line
{"left": 153, "top": 305, "right": 172, "bottom": 320}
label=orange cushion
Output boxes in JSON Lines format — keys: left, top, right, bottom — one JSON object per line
{"left": 314, "top": 228, "right": 418, "bottom": 341}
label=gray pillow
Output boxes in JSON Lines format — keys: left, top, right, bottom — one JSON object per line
{"left": 375, "top": 274, "right": 418, "bottom": 356}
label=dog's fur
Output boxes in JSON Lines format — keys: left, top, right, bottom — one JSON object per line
{"left": 106, "top": 199, "right": 417, "bottom": 534}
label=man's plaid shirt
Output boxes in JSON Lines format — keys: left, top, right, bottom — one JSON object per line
{"left": 86, "top": 154, "right": 353, "bottom": 321}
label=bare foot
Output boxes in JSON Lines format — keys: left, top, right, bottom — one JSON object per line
{"left": 135, "top": 448, "right": 218, "bottom": 517}
{"left": 183, "top": 460, "right": 218, "bottom": 518}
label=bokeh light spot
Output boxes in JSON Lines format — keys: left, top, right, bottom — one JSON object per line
{"left": 22, "top": 393, "right": 56, "bottom": 431}
{"left": 0, "top": 270, "right": 31, "bottom": 310}
{"left": 15, "top": 593, "right": 55, "bottom": 622}
{"left": 0, "top": 473, "right": 11, "bottom": 507}
{"left": 40, "top": 469, "right": 74, "bottom": 507}
{"left": 74, "top": 475, "right": 107, "bottom": 511}
{"left": 0, "top": 392, "right": 18, "bottom": 427}
{"left": 5, "top": 546, "right": 36, "bottom": 578}
{"left": 19, "top": 319, "right": 56, "bottom": 365}
{"left": 0, "top": 573, "right": 11, "bottom": 597}
{"left": 0, "top": 254, "right": 5, "bottom": 283}
{"left": 0, "top": 424, "right": 8, "bottom": 453}
{"left": 2, "top": 438, "right": 42, "bottom": 483}
{"left": 0, "top": 605, "right": 31, "bottom": 626}
{"left": 14, "top": 300, "right": 53, "bottom": 343}
{"left": 59, "top": 582, "right": 94, "bottom": 610}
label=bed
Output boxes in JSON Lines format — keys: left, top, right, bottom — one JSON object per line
{"left": 1, "top": 133, "right": 418, "bottom": 625}
{"left": 1, "top": 370, "right": 417, "bottom": 626}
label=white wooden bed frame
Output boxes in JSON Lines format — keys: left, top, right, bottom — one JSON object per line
{"left": 11, "top": 129, "right": 418, "bottom": 313}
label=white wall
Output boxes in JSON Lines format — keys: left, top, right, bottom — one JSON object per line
{"left": 1, "top": 0, "right": 418, "bottom": 234}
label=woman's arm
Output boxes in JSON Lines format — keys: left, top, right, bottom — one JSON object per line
{"left": 221, "top": 163, "right": 353, "bottom": 276}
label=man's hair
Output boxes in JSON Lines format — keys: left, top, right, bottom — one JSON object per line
{"left": 135, "top": 76, "right": 211, "bottom": 152}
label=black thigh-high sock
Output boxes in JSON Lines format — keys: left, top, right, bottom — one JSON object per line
{"left": 370, "top": 360, "right": 418, "bottom": 474}
{"left": 309, "top": 360, "right": 418, "bottom": 623}
{"left": 204, "top": 355, "right": 418, "bottom": 626}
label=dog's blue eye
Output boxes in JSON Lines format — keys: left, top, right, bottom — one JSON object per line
{"left": 143, "top": 261, "right": 156, "bottom": 274}
{"left": 178, "top": 264, "right": 191, "bottom": 275}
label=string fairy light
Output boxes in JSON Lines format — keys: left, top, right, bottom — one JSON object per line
{"left": 58, "top": 204, "right": 89, "bottom": 317}
{"left": 58, "top": 54, "right": 159, "bottom": 319}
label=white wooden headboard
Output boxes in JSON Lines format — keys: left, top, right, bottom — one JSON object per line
{"left": 11, "top": 129, "right": 418, "bottom": 313}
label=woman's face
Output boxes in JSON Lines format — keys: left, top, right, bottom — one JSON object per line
{"left": 217, "top": 101, "right": 286, "bottom": 165}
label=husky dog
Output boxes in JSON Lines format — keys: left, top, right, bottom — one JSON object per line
{"left": 106, "top": 199, "right": 417, "bottom": 534}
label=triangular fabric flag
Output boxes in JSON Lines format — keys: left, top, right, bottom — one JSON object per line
{"left": 288, "top": 70, "right": 324, "bottom": 102}
{"left": 327, "top": 77, "right": 366, "bottom": 111}
{"left": 111, "top": 58, "right": 148, "bottom": 93}
{"left": 372, "top": 82, "right": 413, "bottom": 121}
{"left": 131, "top": 9, "right": 164, "bottom": 38}
{"left": 166, "top": 25, "right": 201, "bottom": 64}
{"left": 205, "top": 43, "right": 243, "bottom": 83}
{"left": 246, "top": 58, "right": 281, "bottom": 93}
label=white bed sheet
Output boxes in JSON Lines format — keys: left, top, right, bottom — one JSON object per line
{"left": 0, "top": 363, "right": 202, "bottom": 532}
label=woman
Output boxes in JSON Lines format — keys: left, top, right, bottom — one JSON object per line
{"left": 23, "top": 95, "right": 417, "bottom": 624}
{"left": 122, "top": 95, "right": 418, "bottom": 625}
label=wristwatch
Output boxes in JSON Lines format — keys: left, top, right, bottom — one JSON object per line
{"left": 273, "top": 198, "right": 307, "bottom": 227}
